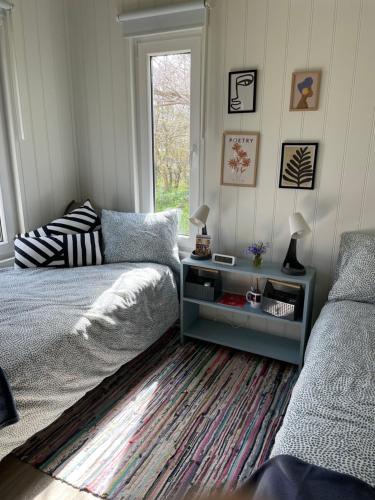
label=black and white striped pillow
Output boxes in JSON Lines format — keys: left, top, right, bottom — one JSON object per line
{"left": 14, "top": 235, "right": 66, "bottom": 269}
{"left": 46, "top": 200, "right": 100, "bottom": 235}
{"left": 64, "top": 232, "right": 103, "bottom": 267}
{"left": 17, "top": 201, "right": 100, "bottom": 239}
{"left": 14, "top": 231, "right": 103, "bottom": 269}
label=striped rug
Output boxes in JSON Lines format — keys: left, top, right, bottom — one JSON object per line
{"left": 15, "top": 327, "right": 297, "bottom": 499}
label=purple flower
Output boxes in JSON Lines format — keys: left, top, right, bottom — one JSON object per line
{"left": 244, "top": 241, "right": 269, "bottom": 256}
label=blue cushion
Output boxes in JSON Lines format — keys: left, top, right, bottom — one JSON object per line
{"left": 329, "top": 231, "right": 375, "bottom": 304}
{"left": 101, "top": 209, "right": 180, "bottom": 274}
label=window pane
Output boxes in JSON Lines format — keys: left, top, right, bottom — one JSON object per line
{"left": 151, "top": 53, "right": 191, "bottom": 235}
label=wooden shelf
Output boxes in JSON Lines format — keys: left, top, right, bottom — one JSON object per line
{"left": 180, "top": 257, "right": 316, "bottom": 370}
{"left": 183, "top": 297, "right": 302, "bottom": 326}
{"left": 182, "top": 256, "right": 315, "bottom": 285}
{"left": 183, "top": 318, "right": 300, "bottom": 365}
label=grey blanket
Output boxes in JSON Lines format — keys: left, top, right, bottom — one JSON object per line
{"left": 0, "top": 262, "right": 179, "bottom": 461}
{"left": 272, "top": 300, "right": 375, "bottom": 487}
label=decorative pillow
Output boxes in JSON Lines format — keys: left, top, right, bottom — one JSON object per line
{"left": 17, "top": 200, "right": 100, "bottom": 239}
{"left": 46, "top": 200, "right": 100, "bottom": 235}
{"left": 14, "top": 231, "right": 103, "bottom": 269}
{"left": 15, "top": 235, "right": 66, "bottom": 268}
{"left": 101, "top": 209, "right": 180, "bottom": 274}
{"left": 328, "top": 231, "right": 375, "bottom": 304}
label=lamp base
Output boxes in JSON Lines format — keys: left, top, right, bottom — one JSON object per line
{"left": 190, "top": 250, "right": 212, "bottom": 261}
{"left": 282, "top": 265, "right": 306, "bottom": 276}
{"left": 281, "top": 238, "right": 306, "bottom": 276}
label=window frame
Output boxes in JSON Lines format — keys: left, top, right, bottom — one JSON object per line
{"left": 134, "top": 30, "right": 203, "bottom": 249}
{"left": 0, "top": 30, "right": 17, "bottom": 259}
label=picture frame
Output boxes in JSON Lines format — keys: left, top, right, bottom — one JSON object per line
{"left": 221, "top": 132, "right": 260, "bottom": 187}
{"left": 290, "top": 71, "right": 321, "bottom": 111}
{"left": 228, "top": 70, "right": 257, "bottom": 114}
{"left": 279, "top": 142, "right": 318, "bottom": 190}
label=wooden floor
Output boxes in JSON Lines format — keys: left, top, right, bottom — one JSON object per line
{"left": 0, "top": 455, "right": 93, "bottom": 500}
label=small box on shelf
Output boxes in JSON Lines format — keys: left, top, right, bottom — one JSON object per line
{"left": 184, "top": 266, "right": 222, "bottom": 302}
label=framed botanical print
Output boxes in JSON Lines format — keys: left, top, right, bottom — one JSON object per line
{"left": 290, "top": 71, "right": 321, "bottom": 111}
{"left": 228, "top": 70, "right": 257, "bottom": 113}
{"left": 221, "top": 132, "right": 259, "bottom": 187}
{"left": 279, "top": 142, "right": 318, "bottom": 190}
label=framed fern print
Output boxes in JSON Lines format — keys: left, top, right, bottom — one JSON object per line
{"left": 279, "top": 142, "right": 318, "bottom": 190}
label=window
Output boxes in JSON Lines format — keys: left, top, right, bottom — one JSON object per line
{"left": 135, "top": 33, "right": 202, "bottom": 245}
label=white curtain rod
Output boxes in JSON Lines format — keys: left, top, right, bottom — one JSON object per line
{"left": 0, "top": 1, "right": 13, "bottom": 11}
{"left": 117, "top": 0, "right": 207, "bottom": 22}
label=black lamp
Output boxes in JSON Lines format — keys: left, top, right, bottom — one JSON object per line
{"left": 282, "top": 212, "right": 310, "bottom": 275}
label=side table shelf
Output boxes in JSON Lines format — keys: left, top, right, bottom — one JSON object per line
{"left": 180, "top": 257, "right": 316, "bottom": 370}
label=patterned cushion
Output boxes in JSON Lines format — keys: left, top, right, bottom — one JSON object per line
{"left": 328, "top": 231, "right": 375, "bottom": 304}
{"left": 101, "top": 209, "right": 180, "bottom": 274}
{"left": 14, "top": 231, "right": 103, "bottom": 269}
{"left": 17, "top": 201, "right": 100, "bottom": 239}
{"left": 46, "top": 200, "right": 100, "bottom": 235}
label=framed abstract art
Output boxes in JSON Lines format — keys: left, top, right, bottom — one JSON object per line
{"left": 290, "top": 71, "right": 321, "bottom": 111}
{"left": 228, "top": 70, "right": 257, "bottom": 113}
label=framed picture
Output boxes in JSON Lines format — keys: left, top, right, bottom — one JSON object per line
{"left": 279, "top": 142, "right": 318, "bottom": 190}
{"left": 221, "top": 132, "right": 259, "bottom": 187}
{"left": 228, "top": 70, "right": 257, "bottom": 113}
{"left": 290, "top": 71, "right": 321, "bottom": 111}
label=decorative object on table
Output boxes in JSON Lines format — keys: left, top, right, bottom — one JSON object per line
{"left": 245, "top": 241, "right": 269, "bottom": 268}
{"left": 189, "top": 204, "right": 212, "bottom": 260}
{"left": 282, "top": 212, "right": 310, "bottom": 276}
{"left": 246, "top": 278, "right": 262, "bottom": 309}
{"left": 290, "top": 70, "right": 321, "bottom": 111}
{"left": 279, "top": 142, "right": 318, "bottom": 190}
{"left": 212, "top": 253, "right": 236, "bottom": 266}
{"left": 228, "top": 69, "right": 257, "bottom": 113}
{"left": 221, "top": 132, "right": 259, "bottom": 187}
{"left": 262, "top": 279, "right": 304, "bottom": 321}
{"left": 185, "top": 266, "right": 222, "bottom": 302}
{"left": 217, "top": 292, "right": 246, "bottom": 308}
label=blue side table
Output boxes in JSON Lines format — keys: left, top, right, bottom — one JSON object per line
{"left": 180, "top": 257, "right": 316, "bottom": 370}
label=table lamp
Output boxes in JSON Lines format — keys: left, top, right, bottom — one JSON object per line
{"left": 282, "top": 212, "right": 310, "bottom": 275}
{"left": 189, "top": 204, "right": 211, "bottom": 260}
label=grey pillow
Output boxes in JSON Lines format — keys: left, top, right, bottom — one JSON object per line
{"left": 328, "top": 231, "right": 375, "bottom": 304}
{"left": 101, "top": 209, "right": 180, "bottom": 274}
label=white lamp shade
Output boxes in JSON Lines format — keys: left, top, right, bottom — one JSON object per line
{"left": 189, "top": 204, "right": 209, "bottom": 228}
{"left": 289, "top": 212, "right": 310, "bottom": 239}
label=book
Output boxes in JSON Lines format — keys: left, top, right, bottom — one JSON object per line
{"left": 216, "top": 293, "right": 246, "bottom": 308}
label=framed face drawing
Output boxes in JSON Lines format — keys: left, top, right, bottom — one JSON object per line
{"left": 290, "top": 71, "right": 321, "bottom": 111}
{"left": 221, "top": 132, "right": 259, "bottom": 187}
{"left": 228, "top": 70, "right": 257, "bottom": 113}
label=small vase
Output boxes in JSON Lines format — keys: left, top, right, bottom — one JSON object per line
{"left": 252, "top": 255, "right": 263, "bottom": 268}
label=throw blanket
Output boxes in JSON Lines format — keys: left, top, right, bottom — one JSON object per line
{"left": 245, "top": 455, "right": 375, "bottom": 500}
{"left": 272, "top": 300, "right": 375, "bottom": 487}
{"left": 0, "top": 262, "right": 179, "bottom": 461}
{"left": 0, "top": 368, "right": 18, "bottom": 429}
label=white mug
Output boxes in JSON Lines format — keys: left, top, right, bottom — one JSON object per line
{"left": 246, "top": 290, "right": 262, "bottom": 309}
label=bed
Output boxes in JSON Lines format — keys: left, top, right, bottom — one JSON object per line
{"left": 245, "top": 232, "right": 375, "bottom": 499}
{"left": 0, "top": 261, "right": 179, "bottom": 461}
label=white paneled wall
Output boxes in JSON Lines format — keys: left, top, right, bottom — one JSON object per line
{"left": 67, "top": 0, "right": 375, "bottom": 314}
{"left": 66, "top": 0, "right": 134, "bottom": 213}
{"left": 202, "top": 0, "right": 375, "bottom": 316}
{"left": 10, "top": 0, "right": 78, "bottom": 231}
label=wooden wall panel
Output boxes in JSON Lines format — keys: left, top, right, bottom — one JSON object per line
{"left": 68, "top": 0, "right": 375, "bottom": 315}
{"left": 9, "top": 0, "right": 78, "bottom": 231}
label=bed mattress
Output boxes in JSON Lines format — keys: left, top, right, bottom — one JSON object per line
{"left": 271, "top": 300, "right": 375, "bottom": 487}
{"left": 0, "top": 262, "right": 179, "bottom": 461}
